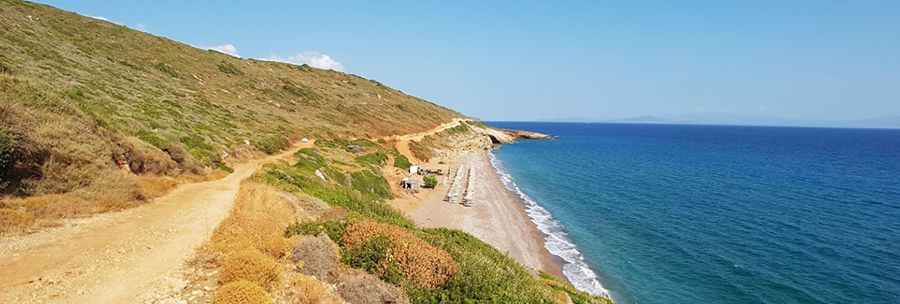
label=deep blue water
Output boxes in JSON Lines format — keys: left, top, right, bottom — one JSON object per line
{"left": 487, "top": 122, "right": 900, "bottom": 304}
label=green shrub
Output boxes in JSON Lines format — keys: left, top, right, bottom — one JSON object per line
{"left": 355, "top": 152, "right": 387, "bottom": 167}
{"left": 254, "top": 135, "right": 289, "bottom": 154}
{"left": 344, "top": 235, "right": 391, "bottom": 271}
{"left": 423, "top": 175, "right": 437, "bottom": 189}
{"left": 445, "top": 124, "right": 470, "bottom": 134}
{"left": 392, "top": 151, "right": 411, "bottom": 170}
{"left": 285, "top": 220, "right": 348, "bottom": 242}
{"left": 407, "top": 228, "right": 559, "bottom": 303}
{"left": 293, "top": 148, "right": 326, "bottom": 172}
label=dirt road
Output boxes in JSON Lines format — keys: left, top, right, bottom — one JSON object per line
{"left": 390, "top": 118, "right": 467, "bottom": 162}
{"left": 0, "top": 142, "right": 311, "bottom": 304}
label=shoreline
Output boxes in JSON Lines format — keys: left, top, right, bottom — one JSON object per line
{"left": 488, "top": 150, "right": 610, "bottom": 297}
{"left": 393, "top": 150, "right": 565, "bottom": 278}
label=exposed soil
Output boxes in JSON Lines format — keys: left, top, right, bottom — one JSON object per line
{"left": 0, "top": 142, "right": 311, "bottom": 304}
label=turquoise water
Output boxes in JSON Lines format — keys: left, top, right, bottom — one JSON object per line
{"left": 488, "top": 122, "right": 900, "bottom": 304}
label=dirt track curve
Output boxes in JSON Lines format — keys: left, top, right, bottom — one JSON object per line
{"left": 0, "top": 142, "right": 311, "bottom": 304}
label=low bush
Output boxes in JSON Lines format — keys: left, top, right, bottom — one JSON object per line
{"left": 214, "top": 280, "right": 272, "bottom": 304}
{"left": 254, "top": 135, "right": 289, "bottom": 155}
{"left": 219, "top": 249, "right": 281, "bottom": 289}
{"left": 285, "top": 219, "right": 348, "bottom": 242}
{"left": 343, "top": 235, "right": 406, "bottom": 285}
{"left": 341, "top": 221, "right": 458, "bottom": 289}
{"left": 209, "top": 183, "right": 294, "bottom": 258}
{"left": 423, "top": 175, "right": 437, "bottom": 189}
{"left": 0, "top": 208, "right": 34, "bottom": 233}
{"left": 288, "top": 275, "right": 342, "bottom": 304}
{"left": 336, "top": 270, "right": 410, "bottom": 304}
{"left": 354, "top": 152, "right": 387, "bottom": 167}
{"left": 290, "top": 234, "right": 342, "bottom": 282}
{"left": 392, "top": 150, "right": 412, "bottom": 170}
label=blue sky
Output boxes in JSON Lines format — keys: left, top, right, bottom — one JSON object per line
{"left": 36, "top": 1, "right": 900, "bottom": 122}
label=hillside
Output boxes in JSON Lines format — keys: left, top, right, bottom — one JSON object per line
{"left": 0, "top": 1, "right": 609, "bottom": 304}
{"left": 0, "top": 0, "right": 458, "bottom": 223}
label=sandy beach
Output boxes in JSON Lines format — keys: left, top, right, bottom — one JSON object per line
{"left": 393, "top": 151, "right": 563, "bottom": 277}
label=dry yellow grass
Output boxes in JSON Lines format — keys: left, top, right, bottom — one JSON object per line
{"left": 219, "top": 249, "right": 281, "bottom": 289}
{"left": 0, "top": 169, "right": 185, "bottom": 233}
{"left": 214, "top": 280, "right": 273, "bottom": 304}
{"left": 341, "top": 220, "right": 458, "bottom": 289}
{"left": 207, "top": 182, "right": 297, "bottom": 259}
{"left": 288, "top": 275, "right": 343, "bottom": 304}
{"left": 135, "top": 176, "right": 179, "bottom": 199}
{"left": 0, "top": 208, "right": 34, "bottom": 233}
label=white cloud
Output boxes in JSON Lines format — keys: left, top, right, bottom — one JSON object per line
{"left": 205, "top": 44, "right": 240, "bottom": 57}
{"left": 264, "top": 52, "right": 345, "bottom": 71}
{"left": 87, "top": 15, "right": 123, "bottom": 25}
{"left": 87, "top": 15, "right": 109, "bottom": 21}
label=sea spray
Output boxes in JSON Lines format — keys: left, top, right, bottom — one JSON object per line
{"left": 489, "top": 151, "right": 609, "bottom": 297}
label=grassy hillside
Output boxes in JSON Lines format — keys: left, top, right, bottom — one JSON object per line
{"left": 0, "top": 0, "right": 458, "bottom": 227}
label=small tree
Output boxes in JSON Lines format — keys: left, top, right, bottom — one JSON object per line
{"left": 423, "top": 175, "right": 437, "bottom": 189}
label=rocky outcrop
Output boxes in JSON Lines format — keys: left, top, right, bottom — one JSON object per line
{"left": 469, "top": 125, "right": 553, "bottom": 144}
{"left": 506, "top": 129, "right": 554, "bottom": 140}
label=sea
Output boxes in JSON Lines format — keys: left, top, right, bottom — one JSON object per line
{"left": 486, "top": 122, "right": 900, "bottom": 304}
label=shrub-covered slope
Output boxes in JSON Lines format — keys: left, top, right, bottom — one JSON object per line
{"left": 0, "top": 0, "right": 458, "bottom": 199}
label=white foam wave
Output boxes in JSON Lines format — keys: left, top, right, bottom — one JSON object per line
{"left": 489, "top": 152, "right": 610, "bottom": 297}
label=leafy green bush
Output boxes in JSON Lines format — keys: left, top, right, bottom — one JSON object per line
{"left": 423, "top": 175, "right": 437, "bottom": 189}
{"left": 355, "top": 152, "right": 387, "bottom": 167}
{"left": 342, "top": 235, "right": 404, "bottom": 284}
{"left": 392, "top": 151, "right": 411, "bottom": 170}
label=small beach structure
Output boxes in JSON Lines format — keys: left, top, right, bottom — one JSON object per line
{"left": 400, "top": 177, "right": 418, "bottom": 190}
